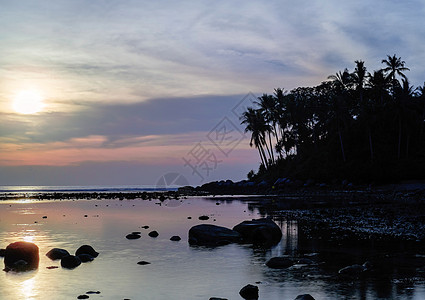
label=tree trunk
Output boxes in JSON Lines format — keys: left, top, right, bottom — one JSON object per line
{"left": 398, "top": 118, "right": 402, "bottom": 159}
{"left": 338, "top": 129, "right": 346, "bottom": 162}
{"left": 268, "top": 131, "right": 275, "bottom": 164}
{"left": 368, "top": 128, "right": 374, "bottom": 162}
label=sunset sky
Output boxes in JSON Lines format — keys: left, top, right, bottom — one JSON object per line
{"left": 1, "top": 0, "right": 424, "bottom": 186}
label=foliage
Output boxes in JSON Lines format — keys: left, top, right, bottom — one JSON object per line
{"left": 242, "top": 55, "right": 425, "bottom": 184}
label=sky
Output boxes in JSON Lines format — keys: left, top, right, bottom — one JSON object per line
{"left": 1, "top": 0, "right": 425, "bottom": 186}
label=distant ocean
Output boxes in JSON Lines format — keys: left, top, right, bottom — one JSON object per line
{"left": 0, "top": 185, "right": 177, "bottom": 193}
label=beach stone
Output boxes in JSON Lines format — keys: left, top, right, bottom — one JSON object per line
{"left": 239, "top": 284, "right": 259, "bottom": 300}
{"left": 86, "top": 291, "right": 101, "bottom": 294}
{"left": 266, "top": 257, "right": 294, "bottom": 269}
{"left": 142, "top": 226, "right": 149, "bottom": 229}
{"left": 75, "top": 245, "right": 99, "bottom": 258}
{"left": 4, "top": 241, "right": 39, "bottom": 271}
{"left": 199, "top": 215, "right": 209, "bottom": 220}
{"left": 61, "top": 255, "right": 81, "bottom": 269}
{"left": 338, "top": 262, "right": 369, "bottom": 276}
{"left": 126, "top": 233, "right": 141, "bottom": 240}
{"left": 233, "top": 218, "right": 282, "bottom": 246}
{"left": 78, "top": 254, "right": 95, "bottom": 262}
{"left": 294, "top": 295, "right": 315, "bottom": 300}
{"left": 137, "top": 261, "right": 151, "bottom": 265}
{"left": 188, "top": 224, "right": 241, "bottom": 246}
{"left": 148, "top": 231, "right": 159, "bottom": 238}
{"left": 170, "top": 235, "right": 181, "bottom": 241}
{"left": 46, "top": 248, "right": 70, "bottom": 260}
{"left": 77, "top": 295, "right": 89, "bottom": 299}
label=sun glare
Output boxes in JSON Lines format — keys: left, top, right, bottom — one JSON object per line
{"left": 12, "top": 90, "right": 45, "bottom": 114}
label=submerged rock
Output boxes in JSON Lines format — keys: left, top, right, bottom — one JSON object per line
{"left": 4, "top": 241, "right": 39, "bottom": 272}
{"left": 266, "top": 257, "right": 294, "bottom": 269}
{"left": 338, "top": 261, "right": 371, "bottom": 276}
{"left": 61, "top": 255, "right": 81, "bottom": 269}
{"left": 170, "top": 235, "right": 181, "bottom": 241}
{"left": 233, "top": 218, "right": 282, "bottom": 246}
{"left": 78, "top": 254, "right": 95, "bottom": 262}
{"left": 46, "top": 248, "right": 70, "bottom": 260}
{"left": 126, "top": 233, "right": 141, "bottom": 240}
{"left": 199, "top": 215, "right": 209, "bottom": 220}
{"left": 148, "top": 231, "right": 159, "bottom": 238}
{"left": 239, "top": 284, "right": 259, "bottom": 300}
{"left": 75, "top": 245, "right": 99, "bottom": 258}
{"left": 137, "top": 261, "right": 151, "bottom": 265}
{"left": 188, "top": 224, "right": 241, "bottom": 246}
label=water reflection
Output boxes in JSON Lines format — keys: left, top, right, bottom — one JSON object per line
{"left": 0, "top": 197, "right": 424, "bottom": 299}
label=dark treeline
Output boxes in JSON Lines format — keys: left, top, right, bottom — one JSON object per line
{"left": 242, "top": 55, "right": 425, "bottom": 184}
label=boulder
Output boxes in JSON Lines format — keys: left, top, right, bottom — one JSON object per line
{"left": 77, "top": 295, "right": 89, "bottom": 299}
{"left": 148, "top": 231, "right": 159, "bottom": 238}
{"left": 266, "top": 257, "right": 294, "bottom": 269}
{"left": 4, "top": 241, "right": 39, "bottom": 271}
{"left": 199, "top": 215, "right": 209, "bottom": 220}
{"left": 61, "top": 255, "right": 81, "bottom": 269}
{"left": 78, "top": 254, "right": 95, "bottom": 262}
{"left": 188, "top": 224, "right": 241, "bottom": 246}
{"left": 338, "top": 262, "right": 370, "bottom": 276}
{"left": 46, "top": 248, "right": 70, "bottom": 260}
{"left": 75, "top": 245, "right": 98, "bottom": 258}
{"left": 239, "top": 284, "right": 259, "bottom": 300}
{"left": 126, "top": 233, "right": 141, "bottom": 240}
{"left": 170, "top": 236, "right": 181, "bottom": 241}
{"left": 294, "top": 295, "right": 315, "bottom": 300}
{"left": 0, "top": 249, "right": 6, "bottom": 257}
{"left": 233, "top": 218, "right": 282, "bottom": 246}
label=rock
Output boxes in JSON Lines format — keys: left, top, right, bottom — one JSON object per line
{"left": 46, "top": 266, "right": 59, "bottom": 269}
{"left": 75, "top": 245, "right": 98, "bottom": 258}
{"left": 42, "top": 216, "right": 47, "bottom": 219}
{"left": 294, "top": 295, "right": 315, "bottom": 300}
{"left": 148, "top": 231, "right": 159, "bottom": 238}
{"left": 126, "top": 233, "right": 141, "bottom": 240}
{"left": 266, "top": 257, "right": 294, "bottom": 269}
{"left": 61, "top": 255, "right": 81, "bottom": 269}
{"left": 46, "top": 248, "right": 70, "bottom": 260}
{"left": 4, "top": 241, "right": 39, "bottom": 271}
{"left": 77, "top": 295, "right": 89, "bottom": 299}
{"left": 233, "top": 218, "right": 282, "bottom": 246}
{"left": 188, "top": 224, "right": 241, "bottom": 246}
{"left": 86, "top": 291, "right": 101, "bottom": 294}
{"left": 132, "top": 231, "right": 141, "bottom": 234}
{"left": 209, "top": 298, "right": 228, "bottom": 300}
{"left": 297, "top": 258, "right": 315, "bottom": 265}
{"left": 170, "top": 235, "right": 181, "bottom": 241}
{"left": 187, "top": 217, "right": 192, "bottom": 219}
{"left": 78, "top": 254, "right": 95, "bottom": 262}
{"left": 137, "top": 261, "right": 151, "bottom": 265}
{"left": 142, "top": 226, "right": 149, "bottom": 229}
{"left": 199, "top": 215, "right": 209, "bottom": 220}
{"left": 0, "top": 249, "right": 6, "bottom": 257}
{"left": 239, "top": 284, "right": 259, "bottom": 300}
{"left": 338, "top": 262, "right": 370, "bottom": 276}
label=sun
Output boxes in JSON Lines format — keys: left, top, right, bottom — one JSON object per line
{"left": 12, "top": 90, "right": 45, "bottom": 114}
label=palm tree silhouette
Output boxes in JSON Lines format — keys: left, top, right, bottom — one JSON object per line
{"left": 381, "top": 54, "right": 410, "bottom": 98}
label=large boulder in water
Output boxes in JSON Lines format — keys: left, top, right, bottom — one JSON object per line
{"left": 233, "top": 218, "right": 282, "bottom": 246}
{"left": 188, "top": 224, "right": 241, "bottom": 246}
{"left": 4, "top": 241, "right": 39, "bottom": 272}
{"left": 75, "top": 245, "right": 98, "bottom": 258}
{"left": 46, "top": 248, "right": 70, "bottom": 260}
{"left": 61, "top": 255, "right": 81, "bottom": 269}
{"left": 239, "top": 284, "right": 259, "bottom": 300}
{"left": 266, "top": 257, "right": 294, "bottom": 269}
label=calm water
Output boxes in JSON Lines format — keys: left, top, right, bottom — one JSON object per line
{"left": 0, "top": 197, "right": 424, "bottom": 299}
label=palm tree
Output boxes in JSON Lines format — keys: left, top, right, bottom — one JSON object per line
{"left": 381, "top": 54, "right": 410, "bottom": 98}
{"left": 328, "top": 68, "right": 353, "bottom": 92}
{"left": 352, "top": 60, "right": 367, "bottom": 103}
{"left": 367, "top": 69, "right": 391, "bottom": 105}
{"left": 240, "top": 107, "right": 270, "bottom": 168}
{"left": 255, "top": 94, "right": 277, "bottom": 164}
